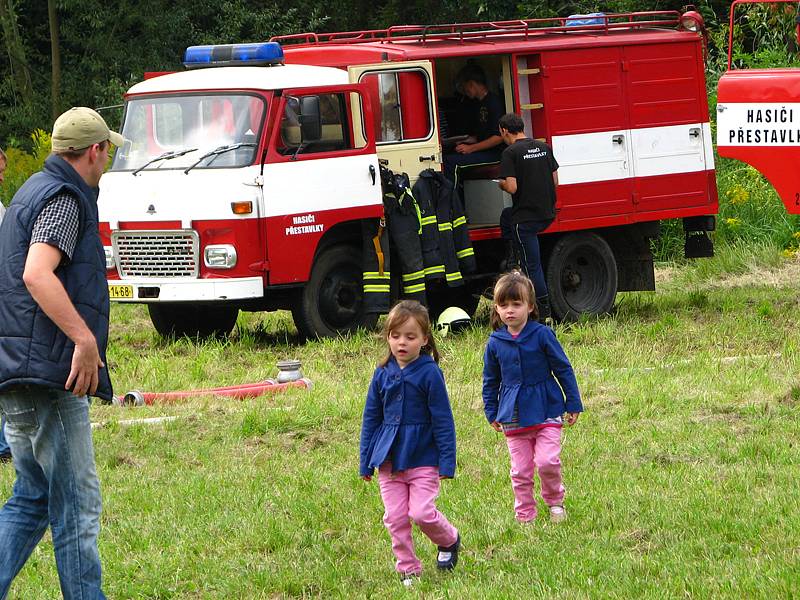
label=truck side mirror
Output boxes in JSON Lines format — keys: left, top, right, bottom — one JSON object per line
{"left": 299, "top": 96, "right": 322, "bottom": 142}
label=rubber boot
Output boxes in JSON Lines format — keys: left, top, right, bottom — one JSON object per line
{"left": 537, "top": 295, "right": 552, "bottom": 326}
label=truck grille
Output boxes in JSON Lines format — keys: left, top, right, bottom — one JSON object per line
{"left": 112, "top": 230, "right": 199, "bottom": 278}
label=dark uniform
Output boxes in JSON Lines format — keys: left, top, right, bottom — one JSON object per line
{"left": 499, "top": 138, "right": 558, "bottom": 308}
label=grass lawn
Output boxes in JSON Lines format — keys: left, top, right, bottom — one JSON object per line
{"left": 2, "top": 244, "right": 800, "bottom": 599}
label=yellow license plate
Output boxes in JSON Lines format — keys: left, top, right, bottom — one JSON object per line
{"left": 108, "top": 284, "right": 134, "bottom": 299}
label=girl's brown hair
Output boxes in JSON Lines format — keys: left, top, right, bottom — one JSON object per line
{"left": 490, "top": 270, "right": 539, "bottom": 330}
{"left": 379, "top": 300, "right": 440, "bottom": 366}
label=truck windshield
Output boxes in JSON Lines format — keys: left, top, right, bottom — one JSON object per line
{"left": 110, "top": 93, "right": 265, "bottom": 172}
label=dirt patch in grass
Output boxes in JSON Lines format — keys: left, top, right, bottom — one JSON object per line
{"left": 620, "top": 528, "right": 657, "bottom": 554}
{"left": 704, "top": 259, "right": 800, "bottom": 289}
{"left": 779, "top": 385, "right": 800, "bottom": 406}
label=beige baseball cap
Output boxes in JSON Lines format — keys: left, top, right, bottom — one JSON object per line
{"left": 51, "top": 107, "right": 124, "bottom": 153}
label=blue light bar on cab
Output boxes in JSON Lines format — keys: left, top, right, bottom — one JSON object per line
{"left": 183, "top": 42, "right": 284, "bottom": 69}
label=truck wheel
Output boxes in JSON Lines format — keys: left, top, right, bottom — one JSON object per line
{"left": 148, "top": 304, "right": 239, "bottom": 338}
{"left": 546, "top": 232, "right": 617, "bottom": 321}
{"left": 292, "top": 245, "right": 378, "bottom": 339}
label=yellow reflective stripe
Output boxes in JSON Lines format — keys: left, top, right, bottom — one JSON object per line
{"left": 363, "top": 272, "right": 391, "bottom": 279}
{"left": 402, "top": 271, "right": 425, "bottom": 282}
{"left": 420, "top": 216, "right": 437, "bottom": 226}
{"left": 403, "top": 283, "right": 426, "bottom": 294}
{"left": 424, "top": 265, "right": 445, "bottom": 275}
{"left": 456, "top": 248, "right": 475, "bottom": 258}
{"left": 438, "top": 222, "right": 453, "bottom": 231}
{"left": 453, "top": 216, "right": 467, "bottom": 228}
{"left": 446, "top": 272, "right": 463, "bottom": 282}
{"left": 364, "top": 285, "right": 391, "bottom": 292}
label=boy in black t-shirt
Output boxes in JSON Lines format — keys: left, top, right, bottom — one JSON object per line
{"left": 497, "top": 113, "right": 559, "bottom": 321}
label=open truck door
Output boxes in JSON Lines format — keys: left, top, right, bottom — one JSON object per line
{"left": 348, "top": 60, "right": 439, "bottom": 182}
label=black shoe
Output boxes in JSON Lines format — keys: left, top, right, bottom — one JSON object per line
{"left": 436, "top": 534, "right": 460, "bottom": 570}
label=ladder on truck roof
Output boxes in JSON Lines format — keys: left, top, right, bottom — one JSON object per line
{"left": 270, "top": 11, "right": 682, "bottom": 47}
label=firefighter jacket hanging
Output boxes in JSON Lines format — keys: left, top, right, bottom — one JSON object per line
{"left": 412, "top": 169, "right": 476, "bottom": 286}
{"left": 382, "top": 169, "right": 427, "bottom": 306}
{"left": 363, "top": 165, "right": 479, "bottom": 311}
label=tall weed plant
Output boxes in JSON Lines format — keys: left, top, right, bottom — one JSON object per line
{"left": 0, "top": 130, "right": 51, "bottom": 206}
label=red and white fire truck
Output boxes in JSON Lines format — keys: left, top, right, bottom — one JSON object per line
{"left": 100, "top": 9, "right": 717, "bottom": 338}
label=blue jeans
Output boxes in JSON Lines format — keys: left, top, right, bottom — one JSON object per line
{"left": 513, "top": 219, "right": 553, "bottom": 299}
{"left": 0, "top": 386, "right": 105, "bottom": 600}
{"left": 0, "top": 417, "right": 8, "bottom": 455}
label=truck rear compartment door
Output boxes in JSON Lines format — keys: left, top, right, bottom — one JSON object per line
{"left": 623, "top": 41, "right": 714, "bottom": 214}
{"left": 537, "top": 46, "right": 636, "bottom": 224}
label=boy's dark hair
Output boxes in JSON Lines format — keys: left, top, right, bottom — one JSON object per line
{"left": 498, "top": 113, "right": 525, "bottom": 134}
{"left": 379, "top": 299, "right": 440, "bottom": 366}
{"left": 456, "top": 63, "right": 487, "bottom": 87}
{"left": 490, "top": 270, "right": 539, "bottom": 330}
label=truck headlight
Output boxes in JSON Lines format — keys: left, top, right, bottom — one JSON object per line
{"left": 204, "top": 245, "right": 238, "bottom": 269}
{"left": 104, "top": 246, "right": 114, "bottom": 270}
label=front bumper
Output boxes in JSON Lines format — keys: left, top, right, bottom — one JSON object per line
{"left": 109, "top": 277, "right": 264, "bottom": 302}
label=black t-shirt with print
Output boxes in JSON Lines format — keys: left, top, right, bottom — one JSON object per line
{"left": 499, "top": 138, "right": 559, "bottom": 224}
{"left": 474, "top": 92, "right": 504, "bottom": 142}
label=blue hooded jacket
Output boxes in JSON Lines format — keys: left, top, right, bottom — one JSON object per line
{"left": 483, "top": 320, "right": 582, "bottom": 426}
{"left": 360, "top": 354, "right": 456, "bottom": 477}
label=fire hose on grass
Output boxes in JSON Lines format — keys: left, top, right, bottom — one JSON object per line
{"left": 111, "top": 359, "right": 312, "bottom": 407}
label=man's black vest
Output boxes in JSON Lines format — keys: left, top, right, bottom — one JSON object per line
{"left": 0, "top": 155, "right": 112, "bottom": 401}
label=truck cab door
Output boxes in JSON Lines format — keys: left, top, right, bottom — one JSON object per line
{"left": 262, "top": 83, "right": 383, "bottom": 285}
{"left": 348, "top": 61, "right": 439, "bottom": 183}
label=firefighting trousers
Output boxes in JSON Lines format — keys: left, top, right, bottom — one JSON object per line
{"left": 361, "top": 218, "right": 391, "bottom": 314}
{"left": 386, "top": 209, "right": 427, "bottom": 306}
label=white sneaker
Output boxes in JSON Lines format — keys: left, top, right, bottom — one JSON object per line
{"left": 550, "top": 505, "right": 567, "bottom": 523}
{"left": 400, "top": 573, "right": 419, "bottom": 587}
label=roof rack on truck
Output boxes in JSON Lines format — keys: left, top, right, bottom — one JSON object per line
{"left": 271, "top": 11, "right": 684, "bottom": 47}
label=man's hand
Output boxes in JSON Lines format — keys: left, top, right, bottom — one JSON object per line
{"left": 455, "top": 143, "right": 475, "bottom": 155}
{"left": 67, "top": 335, "right": 104, "bottom": 397}
{"left": 361, "top": 475, "right": 372, "bottom": 482}
{"left": 566, "top": 412, "right": 580, "bottom": 425}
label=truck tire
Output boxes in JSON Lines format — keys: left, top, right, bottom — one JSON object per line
{"left": 148, "top": 304, "right": 239, "bottom": 338}
{"left": 546, "top": 232, "right": 617, "bottom": 321}
{"left": 292, "top": 245, "right": 378, "bottom": 339}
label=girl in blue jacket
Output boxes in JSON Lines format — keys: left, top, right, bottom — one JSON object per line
{"left": 360, "top": 300, "right": 460, "bottom": 585}
{"left": 483, "top": 271, "right": 583, "bottom": 524}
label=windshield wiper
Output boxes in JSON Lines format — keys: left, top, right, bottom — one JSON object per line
{"left": 132, "top": 148, "right": 198, "bottom": 176}
{"left": 183, "top": 143, "right": 256, "bottom": 174}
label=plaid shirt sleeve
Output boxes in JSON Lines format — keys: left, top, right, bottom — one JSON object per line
{"left": 30, "top": 192, "right": 80, "bottom": 262}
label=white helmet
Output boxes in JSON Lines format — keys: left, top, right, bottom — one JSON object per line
{"left": 436, "top": 306, "right": 472, "bottom": 337}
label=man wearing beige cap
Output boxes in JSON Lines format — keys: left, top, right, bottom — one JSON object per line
{"left": 0, "top": 107, "right": 122, "bottom": 599}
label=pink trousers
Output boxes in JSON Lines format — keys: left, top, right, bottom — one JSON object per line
{"left": 377, "top": 463, "right": 458, "bottom": 574}
{"left": 505, "top": 426, "right": 565, "bottom": 522}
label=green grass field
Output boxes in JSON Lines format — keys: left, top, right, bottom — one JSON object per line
{"left": 3, "top": 243, "right": 799, "bottom": 599}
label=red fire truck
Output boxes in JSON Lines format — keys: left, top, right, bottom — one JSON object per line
{"left": 100, "top": 9, "right": 717, "bottom": 338}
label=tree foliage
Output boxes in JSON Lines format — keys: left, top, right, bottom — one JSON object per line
{"left": 0, "top": 0, "right": 796, "bottom": 149}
